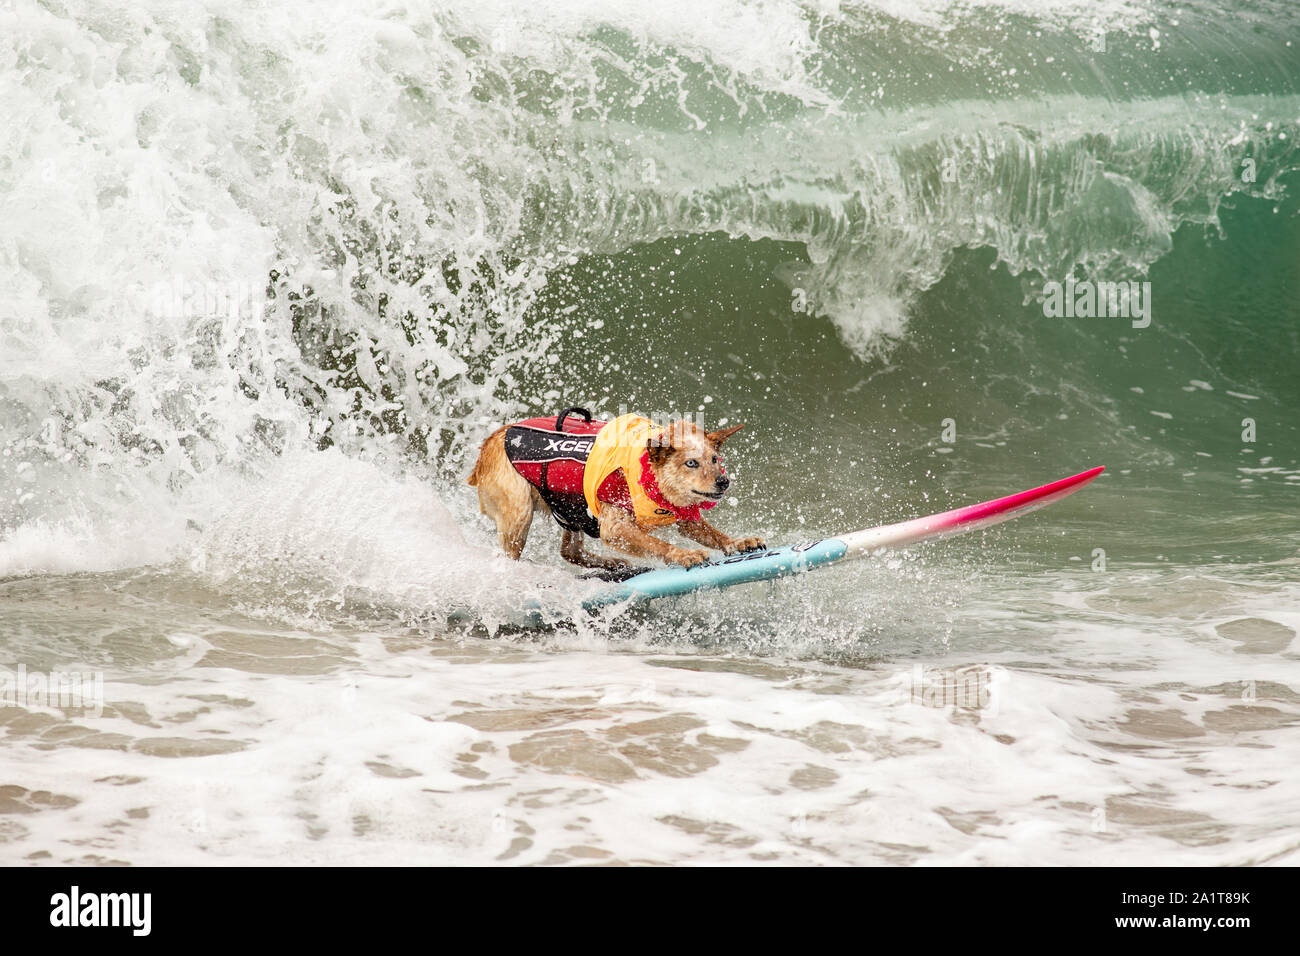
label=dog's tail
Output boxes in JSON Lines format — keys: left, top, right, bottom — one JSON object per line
{"left": 466, "top": 426, "right": 506, "bottom": 486}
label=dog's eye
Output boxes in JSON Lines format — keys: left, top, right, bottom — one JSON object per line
{"left": 685, "top": 459, "right": 699, "bottom": 468}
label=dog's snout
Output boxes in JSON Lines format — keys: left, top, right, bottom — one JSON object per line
{"left": 715, "top": 474, "right": 731, "bottom": 491}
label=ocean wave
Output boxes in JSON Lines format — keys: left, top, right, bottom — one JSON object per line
{"left": 1, "top": 0, "right": 1296, "bottom": 577}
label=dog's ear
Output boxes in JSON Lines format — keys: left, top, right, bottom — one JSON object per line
{"left": 706, "top": 423, "right": 745, "bottom": 446}
{"left": 646, "top": 433, "right": 675, "bottom": 464}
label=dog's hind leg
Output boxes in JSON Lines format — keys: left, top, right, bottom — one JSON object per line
{"left": 494, "top": 486, "right": 536, "bottom": 560}
{"left": 560, "top": 528, "right": 635, "bottom": 572}
{"left": 469, "top": 427, "right": 538, "bottom": 559}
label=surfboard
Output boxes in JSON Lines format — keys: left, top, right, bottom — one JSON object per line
{"left": 580, "top": 465, "right": 1105, "bottom": 612}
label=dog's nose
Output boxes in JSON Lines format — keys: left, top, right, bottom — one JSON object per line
{"left": 715, "top": 475, "right": 730, "bottom": 491}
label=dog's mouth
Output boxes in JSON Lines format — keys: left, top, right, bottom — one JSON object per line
{"left": 692, "top": 489, "right": 725, "bottom": 500}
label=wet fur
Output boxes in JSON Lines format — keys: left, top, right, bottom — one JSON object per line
{"left": 467, "top": 419, "right": 764, "bottom": 569}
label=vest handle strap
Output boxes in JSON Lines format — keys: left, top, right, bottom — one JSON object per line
{"left": 555, "top": 406, "right": 593, "bottom": 431}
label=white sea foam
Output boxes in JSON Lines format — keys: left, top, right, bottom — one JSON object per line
{"left": 3, "top": 565, "right": 1297, "bottom": 865}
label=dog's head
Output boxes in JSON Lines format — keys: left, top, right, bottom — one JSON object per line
{"left": 645, "top": 421, "right": 746, "bottom": 508}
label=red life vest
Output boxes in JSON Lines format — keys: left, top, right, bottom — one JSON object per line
{"left": 503, "top": 408, "right": 711, "bottom": 537}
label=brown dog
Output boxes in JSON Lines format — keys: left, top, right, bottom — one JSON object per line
{"left": 468, "top": 410, "right": 765, "bottom": 572}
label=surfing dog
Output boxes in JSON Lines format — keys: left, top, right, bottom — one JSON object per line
{"left": 467, "top": 408, "right": 765, "bottom": 573}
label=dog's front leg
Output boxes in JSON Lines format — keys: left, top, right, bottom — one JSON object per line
{"left": 679, "top": 519, "right": 766, "bottom": 555}
{"left": 599, "top": 510, "right": 709, "bottom": 568}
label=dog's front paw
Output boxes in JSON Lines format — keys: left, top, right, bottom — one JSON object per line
{"left": 725, "top": 536, "right": 766, "bottom": 555}
{"left": 669, "top": 547, "right": 710, "bottom": 568}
